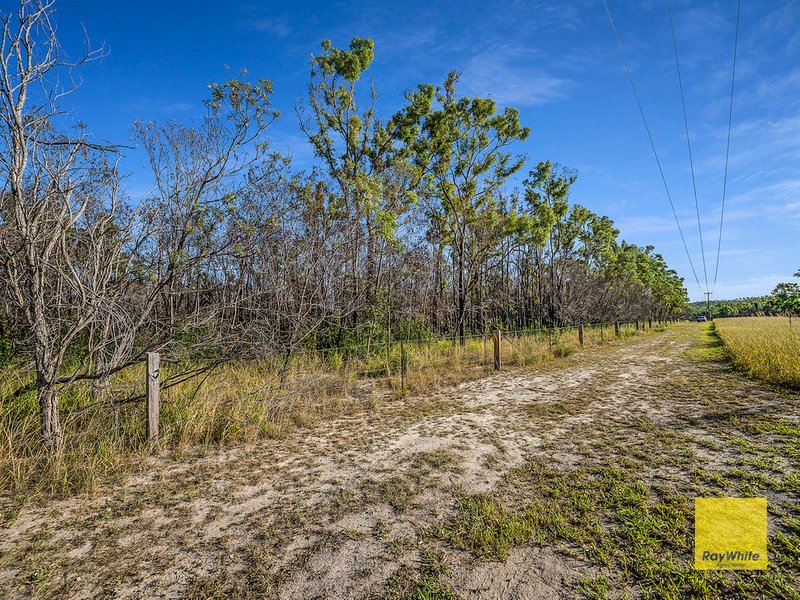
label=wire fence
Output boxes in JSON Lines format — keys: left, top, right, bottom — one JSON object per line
{"left": 272, "top": 318, "right": 673, "bottom": 399}
{"left": 61, "top": 318, "right": 672, "bottom": 414}
{"left": 120, "top": 319, "right": 672, "bottom": 412}
{"left": 289, "top": 319, "right": 657, "bottom": 357}
{"left": 0, "top": 318, "right": 675, "bottom": 456}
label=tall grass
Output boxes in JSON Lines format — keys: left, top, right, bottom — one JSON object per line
{"left": 0, "top": 322, "right": 645, "bottom": 505}
{"left": 714, "top": 317, "right": 800, "bottom": 388}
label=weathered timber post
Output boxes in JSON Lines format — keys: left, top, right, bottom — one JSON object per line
{"left": 146, "top": 352, "right": 160, "bottom": 441}
{"left": 492, "top": 329, "right": 501, "bottom": 371}
{"left": 578, "top": 323, "right": 584, "bottom": 347}
{"left": 386, "top": 322, "right": 392, "bottom": 376}
{"left": 615, "top": 321, "right": 620, "bottom": 337}
{"left": 400, "top": 339, "right": 406, "bottom": 392}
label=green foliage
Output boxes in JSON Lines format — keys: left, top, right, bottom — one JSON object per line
{"left": 416, "top": 71, "right": 530, "bottom": 205}
{"left": 304, "top": 36, "right": 423, "bottom": 251}
{"left": 315, "top": 37, "right": 374, "bottom": 82}
{"left": 448, "top": 493, "right": 539, "bottom": 558}
{"left": 0, "top": 333, "right": 14, "bottom": 366}
{"left": 441, "top": 454, "right": 800, "bottom": 598}
{"left": 395, "top": 71, "right": 532, "bottom": 335}
{"left": 769, "top": 269, "right": 800, "bottom": 316}
{"left": 313, "top": 325, "right": 360, "bottom": 351}
{"left": 607, "top": 242, "right": 689, "bottom": 316}
{"left": 394, "top": 317, "right": 435, "bottom": 342}
{"left": 551, "top": 343, "right": 575, "bottom": 358}
{"left": 207, "top": 75, "right": 280, "bottom": 129}
{"left": 516, "top": 161, "right": 687, "bottom": 324}
{"left": 385, "top": 550, "right": 455, "bottom": 600}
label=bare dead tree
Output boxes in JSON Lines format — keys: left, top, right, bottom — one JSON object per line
{"left": 0, "top": 0, "right": 123, "bottom": 448}
{"left": 126, "top": 76, "right": 281, "bottom": 362}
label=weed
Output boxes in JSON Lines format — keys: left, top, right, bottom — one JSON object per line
{"left": 385, "top": 550, "right": 455, "bottom": 600}
{"left": 372, "top": 520, "right": 389, "bottom": 539}
{"left": 578, "top": 573, "right": 610, "bottom": 599}
{"left": 375, "top": 475, "right": 417, "bottom": 512}
{"left": 447, "top": 493, "right": 539, "bottom": 559}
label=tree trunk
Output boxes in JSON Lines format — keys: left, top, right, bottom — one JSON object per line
{"left": 37, "top": 378, "right": 62, "bottom": 449}
{"left": 457, "top": 238, "right": 466, "bottom": 347}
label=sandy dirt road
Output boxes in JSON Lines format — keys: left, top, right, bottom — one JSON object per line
{"left": 1, "top": 324, "right": 798, "bottom": 599}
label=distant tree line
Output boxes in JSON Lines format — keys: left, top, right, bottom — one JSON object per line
{"left": 0, "top": 1, "right": 688, "bottom": 448}
{"left": 689, "top": 270, "right": 800, "bottom": 320}
{"left": 689, "top": 297, "right": 773, "bottom": 319}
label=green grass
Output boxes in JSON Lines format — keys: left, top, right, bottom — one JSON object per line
{"left": 439, "top": 453, "right": 798, "bottom": 599}
{"left": 385, "top": 551, "right": 455, "bottom": 600}
{"left": 578, "top": 573, "right": 612, "bottom": 600}
{"left": 425, "top": 324, "right": 800, "bottom": 598}
{"left": 446, "top": 493, "right": 542, "bottom": 559}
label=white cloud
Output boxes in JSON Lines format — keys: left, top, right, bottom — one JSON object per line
{"left": 268, "top": 129, "right": 316, "bottom": 170}
{"left": 615, "top": 215, "right": 678, "bottom": 235}
{"left": 707, "top": 272, "right": 791, "bottom": 301}
{"left": 122, "top": 98, "right": 196, "bottom": 117}
{"left": 458, "top": 50, "right": 572, "bottom": 107}
{"left": 249, "top": 17, "right": 291, "bottom": 38}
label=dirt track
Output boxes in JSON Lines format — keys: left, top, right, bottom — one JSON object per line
{"left": 1, "top": 324, "right": 798, "bottom": 599}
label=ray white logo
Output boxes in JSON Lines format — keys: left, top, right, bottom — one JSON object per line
{"left": 694, "top": 497, "right": 767, "bottom": 571}
{"left": 700, "top": 550, "right": 762, "bottom": 568}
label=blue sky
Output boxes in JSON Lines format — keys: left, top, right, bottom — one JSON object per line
{"left": 49, "top": 0, "right": 800, "bottom": 301}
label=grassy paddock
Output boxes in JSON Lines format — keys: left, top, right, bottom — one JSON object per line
{"left": 714, "top": 317, "right": 800, "bottom": 388}
{"left": 0, "top": 322, "right": 650, "bottom": 505}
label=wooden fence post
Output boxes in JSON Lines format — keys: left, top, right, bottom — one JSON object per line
{"left": 615, "top": 321, "right": 620, "bottom": 336}
{"left": 492, "top": 329, "right": 501, "bottom": 371}
{"left": 578, "top": 323, "right": 584, "bottom": 347}
{"left": 400, "top": 339, "right": 406, "bottom": 392}
{"left": 146, "top": 352, "right": 160, "bottom": 441}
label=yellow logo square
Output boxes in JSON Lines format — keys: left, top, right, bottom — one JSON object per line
{"left": 695, "top": 497, "right": 767, "bottom": 570}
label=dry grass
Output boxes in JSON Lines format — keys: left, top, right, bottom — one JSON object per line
{"left": 0, "top": 359, "right": 368, "bottom": 505}
{"left": 714, "top": 317, "right": 800, "bottom": 388}
{"left": 0, "top": 322, "right": 645, "bottom": 506}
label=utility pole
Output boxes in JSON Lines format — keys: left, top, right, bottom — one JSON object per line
{"left": 704, "top": 291, "right": 712, "bottom": 320}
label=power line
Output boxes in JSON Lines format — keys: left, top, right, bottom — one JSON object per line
{"left": 668, "top": 0, "right": 709, "bottom": 291}
{"left": 713, "top": 0, "right": 741, "bottom": 293}
{"left": 601, "top": 0, "right": 703, "bottom": 294}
